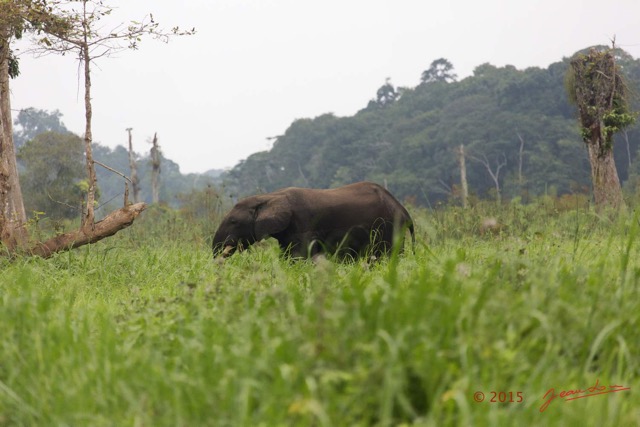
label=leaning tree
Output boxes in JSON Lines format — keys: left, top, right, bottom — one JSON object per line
{"left": 567, "top": 45, "right": 636, "bottom": 210}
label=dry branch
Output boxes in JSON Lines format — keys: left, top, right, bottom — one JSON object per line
{"left": 28, "top": 202, "right": 146, "bottom": 258}
{"left": 126, "top": 127, "right": 140, "bottom": 203}
{"left": 150, "top": 132, "right": 160, "bottom": 203}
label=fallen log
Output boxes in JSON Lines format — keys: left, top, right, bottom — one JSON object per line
{"left": 29, "top": 202, "right": 146, "bottom": 258}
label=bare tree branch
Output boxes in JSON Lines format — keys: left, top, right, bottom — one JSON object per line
{"left": 468, "top": 152, "right": 507, "bottom": 203}
{"left": 93, "top": 159, "right": 132, "bottom": 184}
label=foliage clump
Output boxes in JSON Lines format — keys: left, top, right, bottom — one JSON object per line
{"left": 567, "top": 48, "right": 636, "bottom": 147}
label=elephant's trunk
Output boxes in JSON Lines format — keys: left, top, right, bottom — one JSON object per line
{"left": 212, "top": 241, "right": 238, "bottom": 258}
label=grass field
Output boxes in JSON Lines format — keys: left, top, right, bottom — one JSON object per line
{"left": 1, "top": 200, "right": 639, "bottom": 426}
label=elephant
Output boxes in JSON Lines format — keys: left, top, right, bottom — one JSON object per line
{"left": 212, "top": 181, "right": 415, "bottom": 259}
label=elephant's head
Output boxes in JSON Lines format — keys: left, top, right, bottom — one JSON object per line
{"left": 212, "top": 194, "right": 291, "bottom": 258}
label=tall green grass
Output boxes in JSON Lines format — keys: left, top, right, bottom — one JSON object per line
{"left": 1, "top": 202, "right": 639, "bottom": 426}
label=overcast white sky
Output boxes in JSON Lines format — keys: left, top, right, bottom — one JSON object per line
{"left": 9, "top": 0, "right": 640, "bottom": 174}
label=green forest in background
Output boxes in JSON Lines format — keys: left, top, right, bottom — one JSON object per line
{"left": 223, "top": 46, "right": 640, "bottom": 206}
{"left": 14, "top": 46, "right": 640, "bottom": 220}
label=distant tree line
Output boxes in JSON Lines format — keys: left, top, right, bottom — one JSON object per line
{"left": 14, "top": 108, "right": 222, "bottom": 220}
{"left": 222, "top": 48, "right": 640, "bottom": 206}
{"left": 15, "top": 47, "right": 640, "bottom": 221}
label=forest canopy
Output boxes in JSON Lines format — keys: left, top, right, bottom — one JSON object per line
{"left": 222, "top": 48, "right": 640, "bottom": 206}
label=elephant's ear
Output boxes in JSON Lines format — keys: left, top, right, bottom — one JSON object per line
{"left": 254, "top": 195, "right": 291, "bottom": 239}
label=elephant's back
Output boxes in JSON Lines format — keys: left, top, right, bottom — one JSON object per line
{"left": 278, "top": 181, "right": 409, "bottom": 221}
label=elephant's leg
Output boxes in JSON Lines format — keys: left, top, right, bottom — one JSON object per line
{"left": 280, "top": 233, "right": 321, "bottom": 258}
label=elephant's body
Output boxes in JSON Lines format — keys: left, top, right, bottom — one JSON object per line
{"left": 212, "top": 181, "right": 415, "bottom": 259}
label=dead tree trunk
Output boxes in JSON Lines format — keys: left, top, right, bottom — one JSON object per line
{"left": 569, "top": 47, "right": 634, "bottom": 210}
{"left": 457, "top": 144, "right": 469, "bottom": 208}
{"left": 585, "top": 141, "right": 623, "bottom": 207}
{"left": 126, "top": 127, "right": 140, "bottom": 203}
{"left": 79, "top": 17, "right": 98, "bottom": 232}
{"left": 150, "top": 132, "right": 160, "bottom": 204}
{"left": 623, "top": 129, "right": 632, "bottom": 171}
{"left": 516, "top": 132, "right": 525, "bottom": 187}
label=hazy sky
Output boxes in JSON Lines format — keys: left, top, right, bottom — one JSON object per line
{"left": 9, "top": 0, "right": 640, "bottom": 174}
